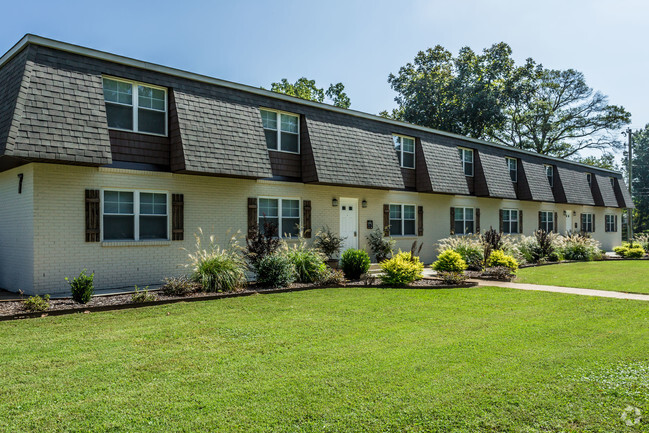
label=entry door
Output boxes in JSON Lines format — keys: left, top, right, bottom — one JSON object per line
{"left": 565, "top": 211, "right": 573, "bottom": 234}
{"left": 339, "top": 198, "right": 358, "bottom": 252}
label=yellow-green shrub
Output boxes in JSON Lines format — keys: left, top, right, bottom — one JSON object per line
{"left": 380, "top": 251, "right": 424, "bottom": 286}
{"left": 486, "top": 250, "right": 519, "bottom": 273}
{"left": 432, "top": 250, "right": 467, "bottom": 273}
{"left": 614, "top": 242, "right": 645, "bottom": 258}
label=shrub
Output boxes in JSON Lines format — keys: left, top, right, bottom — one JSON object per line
{"left": 284, "top": 241, "right": 327, "bottom": 283}
{"left": 432, "top": 249, "right": 468, "bottom": 273}
{"left": 318, "top": 268, "right": 346, "bottom": 286}
{"left": 626, "top": 247, "right": 646, "bottom": 258}
{"left": 436, "top": 235, "right": 483, "bottom": 270}
{"left": 486, "top": 250, "right": 519, "bottom": 273}
{"left": 65, "top": 269, "right": 94, "bottom": 304}
{"left": 131, "top": 285, "right": 156, "bottom": 303}
{"left": 161, "top": 276, "right": 198, "bottom": 296}
{"left": 255, "top": 253, "right": 296, "bottom": 288}
{"left": 245, "top": 219, "right": 282, "bottom": 270}
{"left": 186, "top": 229, "right": 248, "bottom": 292}
{"left": 314, "top": 226, "right": 346, "bottom": 259}
{"left": 380, "top": 251, "right": 424, "bottom": 286}
{"left": 340, "top": 249, "right": 371, "bottom": 279}
{"left": 482, "top": 228, "right": 504, "bottom": 251}
{"left": 366, "top": 228, "right": 395, "bottom": 262}
{"left": 437, "top": 271, "right": 468, "bottom": 285}
{"left": 614, "top": 242, "right": 645, "bottom": 258}
{"left": 482, "top": 266, "right": 516, "bottom": 281}
{"left": 24, "top": 294, "right": 50, "bottom": 312}
{"left": 634, "top": 233, "right": 649, "bottom": 251}
{"left": 515, "top": 231, "right": 560, "bottom": 264}
{"left": 559, "top": 234, "right": 601, "bottom": 261}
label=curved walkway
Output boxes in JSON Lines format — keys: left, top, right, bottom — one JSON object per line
{"left": 475, "top": 279, "right": 649, "bottom": 301}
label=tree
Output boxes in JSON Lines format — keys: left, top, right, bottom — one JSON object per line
{"left": 269, "top": 78, "right": 351, "bottom": 108}
{"left": 572, "top": 152, "right": 619, "bottom": 171}
{"left": 630, "top": 125, "right": 649, "bottom": 233}
{"left": 387, "top": 43, "right": 631, "bottom": 158}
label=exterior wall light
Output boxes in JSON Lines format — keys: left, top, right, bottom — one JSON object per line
{"left": 362, "top": 200, "right": 367, "bottom": 208}
{"left": 332, "top": 198, "right": 338, "bottom": 207}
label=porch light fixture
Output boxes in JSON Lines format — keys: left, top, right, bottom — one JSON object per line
{"left": 362, "top": 200, "right": 367, "bottom": 208}
{"left": 332, "top": 198, "right": 338, "bottom": 207}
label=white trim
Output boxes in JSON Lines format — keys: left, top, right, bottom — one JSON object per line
{"left": 259, "top": 107, "right": 300, "bottom": 154}
{"left": 454, "top": 206, "right": 475, "bottom": 235}
{"left": 100, "top": 188, "right": 169, "bottom": 242}
{"left": 544, "top": 164, "right": 554, "bottom": 187}
{"left": 501, "top": 208, "right": 520, "bottom": 234}
{"left": 506, "top": 157, "right": 517, "bottom": 183}
{"left": 388, "top": 203, "right": 417, "bottom": 236}
{"left": 458, "top": 147, "right": 474, "bottom": 177}
{"left": 0, "top": 34, "right": 624, "bottom": 176}
{"left": 540, "top": 210, "right": 555, "bottom": 232}
{"left": 392, "top": 134, "right": 415, "bottom": 169}
{"left": 257, "top": 196, "right": 302, "bottom": 238}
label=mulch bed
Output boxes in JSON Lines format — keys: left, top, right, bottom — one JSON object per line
{"left": 0, "top": 278, "right": 477, "bottom": 321}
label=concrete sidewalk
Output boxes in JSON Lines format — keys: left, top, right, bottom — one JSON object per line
{"left": 476, "top": 279, "right": 649, "bottom": 301}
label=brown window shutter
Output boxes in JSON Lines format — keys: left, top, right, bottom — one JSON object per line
{"left": 554, "top": 212, "right": 558, "bottom": 233}
{"left": 172, "top": 194, "right": 184, "bottom": 241}
{"left": 476, "top": 208, "right": 480, "bottom": 233}
{"left": 592, "top": 214, "right": 595, "bottom": 232}
{"left": 248, "top": 198, "right": 258, "bottom": 238}
{"left": 519, "top": 210, "right": 523, "bottom": 234}
{"left": 615, "top": 215, "right": 618, "bottom": 232}
{"left": 538, "top": 211, "right": 542, "bottom": 230}
{"left": 450, "top": 207, "right": 455, "bottom": 235}
{"left": 580, "top": 213, "right": 584, "bottom": 232}
{"left": 85, "top": 189, "right": 100, "bottom": 242}
{"left": 417, "top": 206, "right": 424, "bottom": 236}
{"left": 499, "top": 210, "right": 504, "bottom": 233}
{"left": 303, "top": 200, "right": 312, "bottom": 238}
{"left": 383, "top": 204, "right": 390, "bottom": 236}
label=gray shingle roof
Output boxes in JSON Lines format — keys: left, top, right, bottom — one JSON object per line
{"left": 0, "top": 49, "right": 27, "bottom": 156}
{"left": 595, "top": 174, "right": 618, "bottom": 207}
{"left": 477, "top": 150, "right": 516, "bottom": 199}
{"left": 557, "top": 166, "right": 595, "bottom": 205}
{"left": 419, "top": 135, "right": 469, "bottom": 195}
{"left": 521, "top": 159, "right": 554, "bottom": 202}
{"left": 615, "top": 177, "right": 634, "bottom": 208}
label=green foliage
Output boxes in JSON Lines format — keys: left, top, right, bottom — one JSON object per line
{"left": 314, "top": 226, "right": 346, "bottom": 259}
{"left": 131, "top": 285, "right": 156, "bottom": 303}
{"left": 559, "top": 234, "right": 602, "bottom": 261}
{"left": 283, "top": 241, "right": 327, "bottom": 283}
{"left": 269, "top": 77, "right": 351, "bottom": 108}
{"left": 161, "top": 276, "right": 198, "bottom": 296}
{"left": 614, "top": 242, "right": 645, "bottom": 258}
{"left": 432, "top": 249, "right": 468, "bottom": 273}
{"left": 366, "top": 228, "right": 395, "bottom": 262}
{"left": 245, "top": 220, "right": 282, "bottom": 271}
{"left": 23, "top": 294, "right": 50, "bottom": 312}
{"left": 573, "top": 153, "right": 619, "bottom": 170}
{"left": 380, "top": 251, "right": 424, "bottom": 286}
{"left": 339, "top": 249, "right": 371, "bottom": 280}
{"left": 255, "top": 253, "right": 296, "bottom": 288}
{"left": 436, "top": 235, "right": 483, "bottom": 270}
{"left": 186, "top": 229, "right": 248, "bottom": 293}
{"left": 318, "top": 268, "right": 346, "bottom": 286}
{"left": 631, "top": 126, "right": 649, "bottom": 234}
{"left": 483, "top": 266, "right": 516, "bottom": 281}
{"left": 437, "top": 271, "right": 468, "bottom": 285}
{"left": 516, "top": 232, "right": 561, "bottom": 264}
{"left": 65, "top": 269, "right": 94, "bottom": 304}
{"left": 633, "top": 233, "right": 649, "bottom": 251}
{"left": 486, "top": 250, "right": 519, "bottom": 273}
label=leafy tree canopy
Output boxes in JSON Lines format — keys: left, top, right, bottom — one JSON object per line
{"left": 572, "top": 153, "right": 619, "bottom": 171}
{"left": 630, "top": 125, "right": 649, "bottom": 233}
{"left": 269, "top": 77, "right": 351, "bottom": 108}
{"left": 386, "top": 43, "right": 631, "bottom": 158}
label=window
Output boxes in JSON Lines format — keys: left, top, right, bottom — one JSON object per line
{"left": 389, "top": 204, "right": 416, "bottom": 236}
{"left": 586, "top": 173, "right": 592, "bottom": 188}
{"left": 393, "top": 135, "right": 415, "bottom": 169}
{"left": 581, "top": 213, "right": 594, "bottom": 233}
{"left": 605, "top": 214, "right": 617, "bottom": 232}
{"left": 102, "top": 77, "right": 167, "bottom": 135}
{"left": 103, "top": 190, "right": 168, "bottom": 241}
{"left": 545, "top": 164, "right": 554, "bottom": 187}
{"left": 258, "top": 198, "right": 300, "bottom": 237}
{"left": 540, "top": 211, "right": 554, "bottom": 232}
{"left": 260, "top": 109, "right": 299, "bottom": 153}
{"left": 502, "top": 209, "right": 519, "bottom": 234}
{"left": 507, "top": 157, "right": 517, "bottom": 182}
{"left": 454, "top": 207, "right": 474, "bottom": 235}
{"left": 459, "top": 148, "right": 474, "bottom": 176}
{"left": 610, "top": 177, "right": 615, "bottom": 187}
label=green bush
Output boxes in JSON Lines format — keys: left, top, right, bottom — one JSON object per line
{"left": 486, "top": 250, "right": 519, "bottom": 273}
{"left": 186, "top": 230, "right": 248, "bottom": 292}
{"left": 339, "top": 249, "right": 371, "bottom": 279}
{"left": 626, "top": 247, "right": 645, "bottom": 258}
{"left": 131, "top": 285, "right": 156, "bottom": 303}
{"left": 437, "top": 271, "right": 468, "bottom": 285}
{"left": 65, "top": 269, "right": 94, "bottom": 304}
{"left": 24, "top": 294, "right": 50, "bottom": 312}
{"left": 614, "top": 242, "right": 645, "bottom": 258}
{"left": 380, "top": 251, "right": 424, "bottom": 286}
{"left": 161, "top": 276, "right": 199, "bottom": 296}
{"left": 318, "top": 268, "right": 346, "bottom": 286}
{"left": 482, "top": 266, "right": 515, "bottom": 281}
{"left": 559, "top": 234, "right": 601, "bottom": 261}
{"left": 436, "top": 235, "right": 483, "bottom": 270}
{"left": 255, "top": 253, "right": 297, "bottom": 288}
{"left": 314, "top": 226, "right": 346, "bottom": 259}
{"left": 284, "top": 243, "right": 327, "bottom": 283}
{"left": 432, "top": 250, "right": 468, "bottom": 273}
{"left": 366, "top": 228, "right": 395, "bottom": 262}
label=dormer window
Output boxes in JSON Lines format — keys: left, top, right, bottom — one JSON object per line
{"left": 102, "top": 77, "right": 167, "bottom": 136}
{"left": 545, "top": 164, "right": 554, "bottom": 187}
{"left": 393, "top": 135, "right": 415, "bottom": 169}
{"left": 506, "top": 157, "right": 517, "bottom": 182}
{"left": 610, "top": 177, "right": 615, "bottom": 187}
{"left": 459, "top": 148, "right": 474, "bottom": 177}
{"left": 260, "top": 109, "right": 299, "bottom": 153}
{"left": 586, "top": 173, "right": 592, "bottom": 187}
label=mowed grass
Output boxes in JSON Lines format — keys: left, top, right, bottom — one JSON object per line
{"left": 516, "top": 260, "right": 649, "bottom": 294}
{"left": 2, "top": 287, "right": 649, "bottom": 432}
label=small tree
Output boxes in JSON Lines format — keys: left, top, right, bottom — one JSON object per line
{"left": 366, "top": 228, "right": 395, "bottom": 262}
{"left": 314, "top": 226, "right": 346, "bottom": 259}
{"left": 245, "top": 219, "right": 281, "bottom": 271}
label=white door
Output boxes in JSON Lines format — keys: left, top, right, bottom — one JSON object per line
{"left": 339, "top": 198, "right": 358, "bottom": 252}
{"left": 565, "top": 211, "right": 573, "bottom": 234}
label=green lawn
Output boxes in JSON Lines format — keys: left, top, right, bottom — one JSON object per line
{"left": 2, "top": 287, "right": 649, "bottom": 432}
{"left": 516, "top": 261, "right": 649, "bottom": 294}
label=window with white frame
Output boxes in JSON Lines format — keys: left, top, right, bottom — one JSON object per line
{"left": 258, "top": 198, "right": 300, "bottom": 237}
{"left": 260, "top": 109, "right": 299, "bottom": 153}
{"left": 540, "top": 211, "right": 554, "bottom": 232}
{"left": 545, "top": 164, "right": 554, "bottom": 187}
{"left": 605, "top": 214, "right": 616, "bottom": 232}
{"left": 586, "top": 173, "right": 592, "bottom": 188}
{"left": 389, "top": 204, "right": 416, "bottom": 236}
{"left": 102, "top": 77, "right": 167, "bottom": 135}
{"left": 502, "top": 209, "right": 519, "bottom": 234}
{"left": 454, "top": 207, "right": 474, "bottom": 235}
{"left": 393, "top": 135, "right": 415, "bottom": 169}
{"left": 581, "top": 213, "right": 594, "bottom": 232}
{"left": 507, "top": 157, "right": 517, "bottom": 182}
{"left": 103, "top": 190, "right": 168, "bottom": 241}
{"left": 610, "top": 177, "right": 615, "bottom": 187}
{"left": 459, "top": 148, "right": 474, "bottom": 176}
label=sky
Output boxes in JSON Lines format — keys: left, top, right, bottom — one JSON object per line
{"left": 2, "top": 0, "right": 647, "bottom": 159}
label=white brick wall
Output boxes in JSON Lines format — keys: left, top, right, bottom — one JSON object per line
{"left": 8, "top": 163, "right": 622, "bottom": 295}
